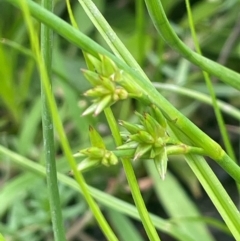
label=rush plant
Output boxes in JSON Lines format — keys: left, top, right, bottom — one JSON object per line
{"left": 1, "top": 0, "right": 240, "bottom": 241}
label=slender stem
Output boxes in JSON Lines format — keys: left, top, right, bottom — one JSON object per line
{"left": 136, "top": 0, "right": 145, "bottom": 65}
{"left": 74, "top": 146, "right": 207, "bottom": 161}
{"left": 19, "top": 2, "right": 118, "bottom": 241}
{"left": 185, "top": 154, "right": 240, "bottom": 240}
{"left": 0, "top": 144, "right": 198, "bottom": 241}
{"left": 78, "top": 0, "right": 149, "bottom": 80}
{"left": 185, "top": 0, "right": 236, "bottom": 161}
{"left": 144, "top": 0, "right": 240, "bottom": 90}
{"left": 5, "top": 0, "right": 224, "bottom": 158}
{"left": 104, "top": 108, "right": 161, "bottom": 241}
{"left": 153, "top": 83, "right": 240, "bottom": 121}
{"left": 40, "top": 0, "right": 66, "bottom": 239}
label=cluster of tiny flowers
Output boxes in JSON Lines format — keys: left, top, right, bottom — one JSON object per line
{"left": 77, "top": 126, "right": 118, "bottom": 171}
{"left": 80, "top": 147, "right": 118, "bottom": 166}
{"left": 118, "top": 105, "right": 176, "bottom": 179}
{"left": 82, "top": 54, "right": 129, "bottom": 116}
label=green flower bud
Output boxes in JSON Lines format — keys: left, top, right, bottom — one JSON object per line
{"left": 108, "top": 152, "right": 118, "bottom": 165}
{"left": 154, "top": 137, "right": 165, "bottom": 148}
{"left": 84, "top": 53, "right": 102, "bottom": 73}
{"left": 82, "top": 69, "right": 102, "bottom": 86}
{"left": 119, "top": 120, "right": 143, "bottom": 134}
{"left": 137, "top": 130, "right": 154, "bottom": 144}
{"left": 100, "top": 76, "right": 115, "bottom": 92}
{"left": 115, "top": 88, "right": 128, "bottom": 100}
{"left": 128, "top": 133, "right": 142, "bottom": 143}
{"left": 143, "top": 113, "right": 165, "bottom": 139}
{"left": 84, "top": 86, "right": 111, "bottom": 97}
{"left": 141, "top": 113, "right": 157, "bottom": 137}
{"left": 118, "top": 72, "right": 143, "bottom": 96}
{"left": 100, "top": 55, "right": 118, "bottom": 77}
{"left": 80, "top": 147, "right": 105, "bottom": 159}
{"left": 101, "top": 157, "right": 109, "bottom": 166}
{"left": 151, "top": 104, "right": 167, "bottom": 129}
{"left": 110, "top": 69, "right": 123, "bottom": 82}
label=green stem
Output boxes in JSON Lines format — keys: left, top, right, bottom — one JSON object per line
{"left": 41, "top": 0, "right": 66, "bottom": 239}
{"left": 185, "top": 0, "right": 236, "bottom": 161}
{"left": 5, "top": 0, "right": 221, "bottom": 157}
{"left": 104, "top": 108, "right": 161, "bottom": 241}
{"left": 7, "top": 0, "right": 240, "bottom": 182}
{"left": 19, "top": 2, "right": 118, "bottom": 241}
{"left": 153, "top": 83, "right": 240, "bottom": 121}
{"left": 75, "top": 146, "right": 207, "bottom": 161}
{"left": 135, "top": 0, "right": 145, "bottom": 65}
{"left": 78, "top": 0, "right": 148, "bottom": 80}
{"left": 0, "top": 145, "right": 198, "bottom": 241}
{"left": 185, "top": 154, "right": 240, "bottom": 240}
{"left": 144, "top": 0, "right": 240, "bottom": 90}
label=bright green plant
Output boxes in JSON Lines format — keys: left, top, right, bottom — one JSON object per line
{"left": 1, "top": 0, "right": 240, "bottom": 241}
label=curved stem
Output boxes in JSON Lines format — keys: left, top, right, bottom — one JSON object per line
{"left": 78, "top": 0, "right": 148, "bottom": 80}
{"left": 3, "top": 0, "right": 227, "bottom": 158}
{"left": 7, "top": 0, "right": 240, "bottom": 181}
{"left": 144, "top": 0, "right": 240, "bottom": 90}
{"left": 185, "top": 0, "right": 236, "bottom": 161}
{"left": 19, "top": 2, "right": 118, "bottom": 241}
{"left": 0, "top": 145, "right": 198, "bottom": 241}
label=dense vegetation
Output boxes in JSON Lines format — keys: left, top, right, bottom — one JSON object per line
{"left": 0, "top": 0, "right": 240, "bottom": 241}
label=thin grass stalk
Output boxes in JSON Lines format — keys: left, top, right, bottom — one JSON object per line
{"left": 78, "top": 0, "right": 149, "bottom": 80}
{"left": 67, "top": 0, "right": 238, "bottom": 169}
{"left": 152, "top": 83, "right": 240, "bottom": 121}
{"left": 185, "top": 0, "right": 236, "bottom": 161}
{"left": 185, "top": 154, "right": 240, "bottom": 240}
{"left": 104, "top": 108, "right": 161, "bottom": 241}
{"left": 64, "top": 2, "right": 161, "bottom": 238}
{"left": 0, "top": 145, "right": 199, "bottom": 241}
{"left": 8, "top": 0, "right": 240, "bottom": 181}
{"left": 144, "top": 0, "right": 240, "bottom": 90}
{"left": 8, "top": 1, "right": 240, "bottom": 234}
{"left": 40, "top": 0, "right": 66, "bottom": 239}
{"left": 19, "top": 2, "right": 118, "bottom": 241}
{"left": 6, "top": 0, "right": 238, "bottom": 161}
{"left": 135, "top": 0, "right": 145, "bottom": 65}
{"left": 167, "top": 122, "right": 240, "bottom": 239}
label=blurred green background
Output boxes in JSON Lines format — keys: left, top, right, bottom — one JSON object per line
{"left": 0, "top": 0, "right": 240, "bottom": 240}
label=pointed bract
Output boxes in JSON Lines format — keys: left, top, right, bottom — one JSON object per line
{"left": 117, "top": 141, "right": 139, "bottom": 149}
{"left": 100, "top": 55, "right": 118, "bottom": 77}
{"left": 82, "top": 102, "right": 99, "bottom": 116}
{"left": 94, "top": 95, "right": 112, "bottom": 116}
{"left": 89, "top": 126, "right": 106, "bottom": 149}
{"left": 119, "top": 120, "right": 143, "bottom": 134}
{"left": 82, "top": 69, "right": 102, "bottom": 86}
{"left": 134, "top": 143, "right": 152, "bottom": 160}
{"left": 84, "top": 53, "right": 102, "bottom": 73}
{"left": 154, "top": 147, "right": 168, "bottom": 180}
{"left": 151, "top": 104, "right": 167, "bottom": 129}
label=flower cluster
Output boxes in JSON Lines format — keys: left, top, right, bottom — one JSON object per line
{"left": 118, "top": 105, "right": 178, "bottom": 179}
{"left": 77, "top": 126, "right": 118, "bottom": 171}
{"left": 82, "top": 54, "right": 139, "bottom": 116}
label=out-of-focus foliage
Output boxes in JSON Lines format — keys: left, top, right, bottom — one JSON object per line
{"left": 0, "top": 0, "right": 239, "bottom": 240}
